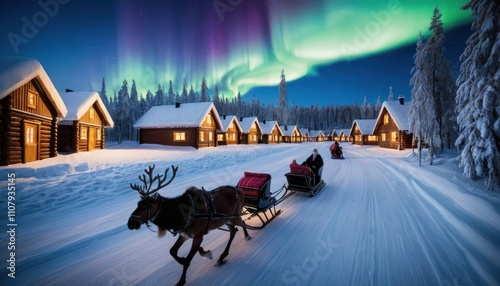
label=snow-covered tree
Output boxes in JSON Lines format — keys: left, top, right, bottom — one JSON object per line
{"left": 200, "top": 77, "right": 209, "bottom": 102}
{"left": 154, "top": 84, "right": 164, "bottom": 106}
{"left": 409, "top": 32, "right": 438, "bottom": 166}
{"left": 361, "top": 96, "right": 367, "bottom": 119}
{"left": 188, "top": 85, "right": 197, "bottom": 103}
{"left": 129, "top": 80, "right": 139, "bottom": 140}
{"left": 387, "top": 86, "right": 394, "bottom": 101}
{"left": 424, "top": 6, "right": 457, "bottom": 152}
{"left": 456, "top": 0, "right": 500, "bottom": 191}
{"left": 376, "top": 95, "right": 381, "bottom": 113}
{"left": 167, "top": 80, "right": 175, "bottom": 105}
{"left": 180, "top": 81, "right": 188, "bottom": 103}
{"left": 100, "top": 78, "right": 109, "bottom": 107}
{"left": 278, "top": 69, "right": 288, "bottom": 125}
{"left": 117, "top": 80, "right": 130, "bottom": 143}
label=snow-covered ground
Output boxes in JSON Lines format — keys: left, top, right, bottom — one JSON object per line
{"left": 0, "top": 141, "right": 499, "bottom": 285}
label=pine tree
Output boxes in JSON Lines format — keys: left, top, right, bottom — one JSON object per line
{"left": 424, "top": 6, "right": 457, "bottom": 152}
{"left": 213, "top": 85, "right": 221, "bottom": 111}
{"left": 376, "top": 95, "right": 382, "bottom": 114}
{"left": 278, "top": 69, "right": 288, "bottom": 125}
{"left": 361, "top": 96, "right": 367, "bottom": 119}
{"left": 100, "top": 78, "right": 109, "bottom": 107}
{"left": 456, "top": 0, "right": 499, "bottom": 191}
{"left": 409, "top": 32, "right": 437, "bottom": 166}
{"left": 188, "top": 85, "right": 197, "bottom": 103}
{"left": 167, "top": 80, "right": 175, "bottom": 105}
{"left": 129, "top": 80, "right": 139, "bottom": 140}
{"left": 154, "top": 84, "right": 164, "bottom": 106}
{"left": 388, "top": 86, "right": 394, "bottom": 101}
{"left": 117, "top": 80, "right": 129, "bottom": 143}
{"left": 200, "top": 77, "right": 209, "bottom": 102}
{"left": 181, "top": 81, "right": 188, "bottom": 103}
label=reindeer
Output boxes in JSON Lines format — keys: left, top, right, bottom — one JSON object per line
{"left": 127, "top": 165, "right": 251, "bottom": 286}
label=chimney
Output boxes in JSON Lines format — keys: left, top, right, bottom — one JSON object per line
{"left": 263, "top": 119, "right": 266, "bottom": 124}
{"left": 65, "top": 89, "right": 73, "bottom": 92}
{"left": 284, "top": 126, "right": 288, "bottom": 131}
{"left": 175, "top": 102, "right": 181, "bottom": 108}
{"left": 240, "top": 116, "right": 243, "bottom": 122}
{"left": 398, "top": 95, "right": 405, "bottom": 105}
{"left": 223, "top": 114, "right": 226, "bottom": 120}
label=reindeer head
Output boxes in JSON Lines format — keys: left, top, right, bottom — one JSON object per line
{"left": 127, "top": 164, "right": 178, "bottom": 230}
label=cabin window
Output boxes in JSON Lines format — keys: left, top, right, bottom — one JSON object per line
{"left": 27, "top": 90, "right": 37, "bottom": 109}
{"left": 206, "top": 114, "right": 212, "bottom": 126}
{"left": 25, "top": 125, "right": 34, "bottom": 143}
{"left": 381, "top": 133, "right": 387, "bottom": 141}
{"left": 89, "top": 108, "right": 95, "bottom": 119}
{"left": 231, "top": 133, "right": 236, "bottom": 141}
{"left": 174, "top": 132, "right": 185, "bottom": 141}
{"left": 96, "top": 128, "right": 102, "bottom": 140}
{"left": 252, "top": 135, "right": 257, "bottom": 142}
{"left": 209, "top": 132, "right": 213, "bottom": 141}
{"left": 200, "top": 131, "right": 205, "bottom": 142}
{"left": 250, "top": 124, "right": 256, "bottom": 131}
{"left": 228, "top": 122, "right": 234, "bottom": 129}
{"left": 368, "top": 135, "right": 378, "bottom": 141}
{"left": 383, "top": 113, "right": 389, "bottom": 125}
{"left": 217, "top": 134, "right": 223, "bottom": 141}
{"left": 81, "top": 127, "right": 88, "bottom": 140}
{"left": 391, "top": 132, "right": 397, "bottom": 142}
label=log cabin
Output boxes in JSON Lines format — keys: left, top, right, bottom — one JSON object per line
{"left": 134, "top": 102, "right": 222, "bottom": 149}
{"left": 308, "top": 130, "right": 325, "bottom": 142}
{"left": 259, "top": 120, "right": 282, "bottom": 144}
{"left": 281, "top": 125, "right": 302, "bottom": 143}
{"left": 0, "top": 57, "right": 67, "bottom": 165}
{"left": 372, "top": 97, "right": 415, "bottom": 150}
{"left": 349, "top": 119, "right": 378, "bottom": 146}
{"left": 58, "top": 91, "right": 114, "bottom": 153}
{"left": 239, "top": 117, "right": 262, "bottom": 144}
{"left": 339, "top": 129, "right": 351, "bottom": 142}
{"left": 299, "top": 128, "right": 309, "bottom": 142}
{"left": 217, "top": 115, "right": 242, "bottom": 145}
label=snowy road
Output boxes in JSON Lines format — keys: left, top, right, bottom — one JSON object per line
{"left": 1, "top": 142, "right": 499, "bottom": 285}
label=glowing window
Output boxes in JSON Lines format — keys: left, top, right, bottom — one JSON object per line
{"left": 381, "top": 133, "right": 386, "bottom": 141}
{"left": 27, "top": 90, "right": 37, "bottom": 109}
{"left": 383, "top": 114, "right": 389, "bottom": 125}
{"left": 200, "top": 131, "right": 205, "bottom": 142}
{"left": 206, "top": 114, "right": 212, "bottom": 125}
{"left": 174, "top": 132, "right": 185, "bottom": 141}
{"left": 96, "top": 128, "right": 102, "bottom": 140}
{"left": 26, "top": 126, "right": 34, "bottom": 143}
{"left": 209, "top": 132, "right": 213, "bottom": 141}
{"left": 81, "top": 127, "right": 88, "bottom": 140}
{"left": 89, "top": 108, "right": 95, "bottom": 119}
{"left": 217, "top": 134, "right": 223, "bottom": 141}
{"left": 391, "top": 132, "right": 397, "bottom": 142}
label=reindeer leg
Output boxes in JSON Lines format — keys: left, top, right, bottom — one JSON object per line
{"left": 177, "top": 235, "right": 204, "bottom": 286}
{"left": 198, "top": 246, "right": 212, "bottom": 259}
{"left": 232, "top": 217, "right": 251, "bottom": 240}
{"left": 216, "top": 225, "right": 237, "bottom": 266}
{"left": 170, "top": 235, "right": 188, "bottom": 265}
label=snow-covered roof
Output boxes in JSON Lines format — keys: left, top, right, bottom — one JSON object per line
{"left": 350, "top": 119, "right": 377, "bottom": 136}
{"left": 309, "top": 130, "right": 324, "bottom": 138}
{"left": 260, "top": 120, "right": 283, "bottom": 136}
{"left": 219, "top": 115, "right": 242, "bottom": 132}
{"left": 134, "top": 102, "right": 221, "bottom": 129}
{"left": 281, "top": 125, "right": 301, "bottom": 137}
{"left": 0, "top": 57, "right": 67, "bottom": 117}
{"left": 59, "top": 92, "right": 114, "bottom": 127}
{"left": 299, "top": 128, "right": 309, "bottom": 136}
{"left": 373, "top": 100, "right": 412, "bottom": 132}
{"left": 238, "top": 117, "right": 262, "bottom": 134}
{"left": 339, "top": 129, "right": 350, "bottom": 137}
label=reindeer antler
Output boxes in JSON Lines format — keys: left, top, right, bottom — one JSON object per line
{"left": 130, "top": 165, "right": 178, "bottom": 197}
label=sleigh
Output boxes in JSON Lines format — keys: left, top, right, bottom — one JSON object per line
{"left": 236, "top": 172, "right": 293, "bottom": 229}
{"left": 284, "top": 164, "right": 326, "bottom": 197}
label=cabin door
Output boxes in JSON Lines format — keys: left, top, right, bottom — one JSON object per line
{"left": 88, "top": 127, "right": 96, "bottom": 151}
{"left": 24, "top": 122, "right": 39, "bottom": 163}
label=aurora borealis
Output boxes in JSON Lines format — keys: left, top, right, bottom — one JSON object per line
{"left": 1, "top": 0, "right": 472, "bottom": 105}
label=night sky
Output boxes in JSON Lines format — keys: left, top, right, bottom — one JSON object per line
{"left": 0, "top": 0, "right": 472, "bottom": 106}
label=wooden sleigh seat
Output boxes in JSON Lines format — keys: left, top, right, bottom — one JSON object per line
{"left": 236, "top": 172, "right": 282, "bottom": 229}
{"left": 237, "top": 172, "right": 275, "bottom": 210}
{"left": 285, "top": 165, "right": 325, "bottom": 197}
